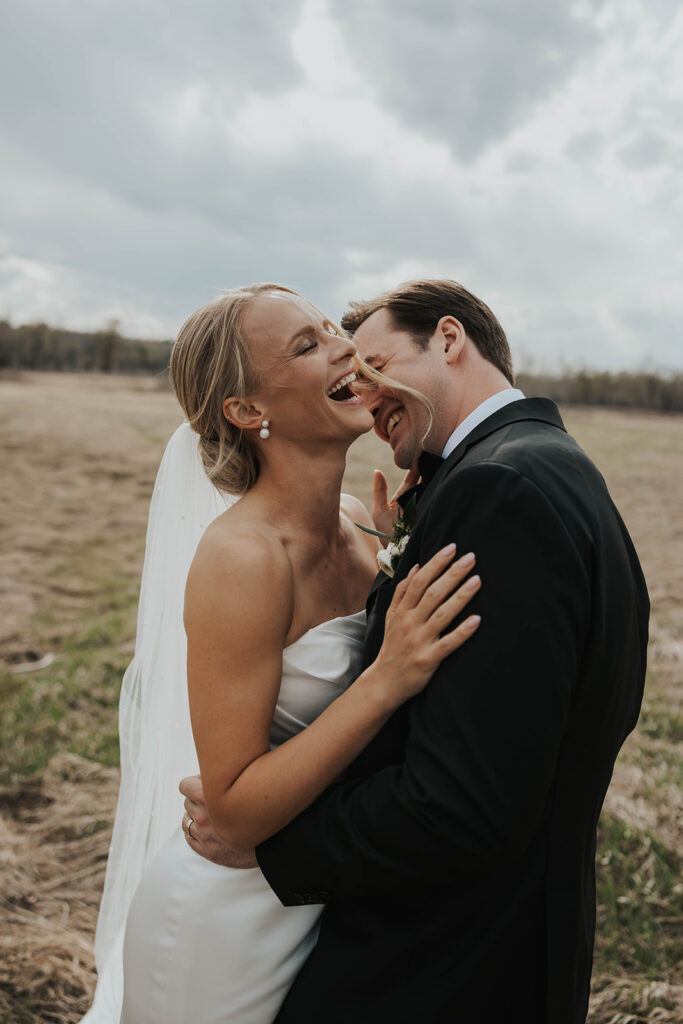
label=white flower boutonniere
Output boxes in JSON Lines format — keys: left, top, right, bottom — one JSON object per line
{"left": 357, "top": 494, "right": 418, "bottom": 579}
{"left": 376, "top": 533, "right": 409, "bottom": 578}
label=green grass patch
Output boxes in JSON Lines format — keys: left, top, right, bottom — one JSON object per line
{"left": 594, "top": 814, "right": 682, "bottom": 978}
{"left": 639, "top": 695, "right": 683, "bottom": 746}
{"left": 0, "top": 595, "right": 135, "bottom": 781}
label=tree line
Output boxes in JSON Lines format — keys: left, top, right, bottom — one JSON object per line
{"left": 1, "top": 320, "right": 681, "bottom": 413}
{"left": 515, "top": 369, "right": 683, "bottom": 414}
{"left": 0, "top": 320, "right": 171, "bottom": 375}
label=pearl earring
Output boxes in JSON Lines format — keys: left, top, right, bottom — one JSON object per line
{"left": 259, "top": 420, "right": 270, "bottom": 440}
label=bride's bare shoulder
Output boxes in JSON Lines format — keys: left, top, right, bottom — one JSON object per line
{"left": 340, "top": 493, "right": 380, "bottom": 554}
{"left": 187, "top": 509, "right": 293, "bottom": 617}
{"left": 340, "top": 492, "right": 370, "bottom": 524}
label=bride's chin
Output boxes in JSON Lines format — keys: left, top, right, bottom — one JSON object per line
{"left": 324, "top": 420, "right": 373, "bottom": 456}
{"left": 325, "top": 400, "right": 373, "bottom": 436}
{"left": 345, "top": 411, "right": 374, "bottom": 441}
{"left": 354, "top": 418, "right": 374, "bottom": 438}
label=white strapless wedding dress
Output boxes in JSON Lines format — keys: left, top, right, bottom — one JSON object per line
{"left": 120, "top": 610, "right": 366, "bottom": 1024}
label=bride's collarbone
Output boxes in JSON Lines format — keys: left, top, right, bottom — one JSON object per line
{"left": 215, "top": 504, "right": 372, "bottom": 635}
{"left": 285, "top": 557, "right": 371, "bottom": 643}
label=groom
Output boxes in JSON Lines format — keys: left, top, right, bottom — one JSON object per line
{"left": 182, "top": 280, "right": 649, "bottom": 1023}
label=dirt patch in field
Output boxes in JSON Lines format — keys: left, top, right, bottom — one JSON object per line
{"left": 1, "top": 374, "right": 681, "bottom": 1022}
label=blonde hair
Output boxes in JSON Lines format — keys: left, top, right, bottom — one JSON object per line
{"left": 170, "top": 283, "right": 297, "bottom": 494}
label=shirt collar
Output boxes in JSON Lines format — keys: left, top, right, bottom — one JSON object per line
{"left": 441, "top": 389, "right": 526, "bottom": 460}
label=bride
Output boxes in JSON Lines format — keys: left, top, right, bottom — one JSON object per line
{"left": 83, "top": 283, "right": 481, "bottom": 1023}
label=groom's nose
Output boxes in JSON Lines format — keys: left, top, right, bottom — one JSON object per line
{"left": 362, "top": 389, "right": 384, "bottom": 418}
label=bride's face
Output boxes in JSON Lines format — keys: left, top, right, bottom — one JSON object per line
{"left": 240, "top": 291, "right": 373, "bottom": 445}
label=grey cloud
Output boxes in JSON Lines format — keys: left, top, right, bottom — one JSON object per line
{"left": 637, "top": 0, "right": 683, "bottom": 23}
{"left": 329, "top": 0, "right": 599, "bottom": 160}
{"left": 0, "top": 0, "right": 306, "bottom": 207}
{"left": 563, "top": 131, "right": 603, "bottom": 162}
{"left": 618, "top": 307, "right": 683, "bottom": 369}
{"left": 1, "top": 0, "right": 681, "bottom": 371}
{"left": 505, "top": 152, "right": 540, "bottom": 174}
{"left": 619, "top": 130, "right": 677, "bottom": 170}
{"left": 0, "top": 134, "right": 469, "bottom": 328}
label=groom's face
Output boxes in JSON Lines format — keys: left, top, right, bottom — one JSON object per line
{"left": 353, "top": 309, "right": 448, "bottom": 470}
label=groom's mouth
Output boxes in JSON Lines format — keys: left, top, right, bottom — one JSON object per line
{"left": 377, "top": 404, "right": 405, "bottom": 444}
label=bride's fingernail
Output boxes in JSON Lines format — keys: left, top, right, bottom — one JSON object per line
{"left": 441, "top": 543, "right": 456, "bottom": 556}
{"left": 462, "top": 574, "right": 481, "bottom": 592}
{"left": 459, "top": 552, "right": 475, "bottom": 568}
{"left": 465, "top": 615, "right": 481, "bottom": 629}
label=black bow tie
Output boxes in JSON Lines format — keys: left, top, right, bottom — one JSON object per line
{"left": 417, "top": 450, "right": 445, "bottom": 485}
{"left": 398, "top": 451, "right": 445, "bottom": 510}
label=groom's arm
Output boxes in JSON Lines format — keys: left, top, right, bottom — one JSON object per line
{"left": 256, "top": 462, "right": 590, "bottom": 903}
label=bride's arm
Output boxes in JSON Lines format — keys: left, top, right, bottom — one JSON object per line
{"left": 185, "top": 528, "right": 480, "bottom": 852}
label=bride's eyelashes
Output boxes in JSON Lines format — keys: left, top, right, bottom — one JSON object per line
{"left": 297, "top": 342, "right": 317, "bottom": 355}
{"left": 294, "top": 323, "right": 340, "bottom": 356}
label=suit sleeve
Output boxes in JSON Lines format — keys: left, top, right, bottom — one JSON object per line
{"left": 256, "top": 463, "right": 591, "bottom": 903}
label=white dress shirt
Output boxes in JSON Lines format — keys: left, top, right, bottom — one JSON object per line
{"left": 441, "top": 389, "right": 526, "bottom": 460}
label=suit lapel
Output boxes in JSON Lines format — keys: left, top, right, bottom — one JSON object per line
{"left": 365, "top": 399, "right": 566, "bottom": 650}
{"left": 366, "top": 569, "right": 388, "bottom": 609}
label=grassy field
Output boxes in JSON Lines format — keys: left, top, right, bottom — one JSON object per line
{"left": 0, "top": 371, "right": 681, "bottom": 1023}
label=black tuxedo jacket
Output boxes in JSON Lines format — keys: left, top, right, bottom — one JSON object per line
{"left": 257, "top": 398, "right": 649, "bottom": 1024}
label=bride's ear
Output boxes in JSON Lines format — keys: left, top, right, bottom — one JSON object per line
{"left": 222, "top": 397, "right": 265, "bottom": 433}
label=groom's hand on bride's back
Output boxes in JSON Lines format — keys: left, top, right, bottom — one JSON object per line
{"left": 179, "top": 774, "right": 257, "bottom": 868}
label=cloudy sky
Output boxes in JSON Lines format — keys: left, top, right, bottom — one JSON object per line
{"left": 1, "top": 0, "right": 681, "bottom": 370}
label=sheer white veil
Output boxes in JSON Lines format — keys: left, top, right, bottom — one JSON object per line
{"left": 82, "top": 422, "right": 239, "bottom": 1023}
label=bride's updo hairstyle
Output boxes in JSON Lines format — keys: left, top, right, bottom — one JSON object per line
{"left": 170, "top": 283, "right": 298, "bottom": 495}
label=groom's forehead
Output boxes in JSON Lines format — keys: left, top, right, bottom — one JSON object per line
{"left": 353, "top": 308, "right": 412, "bottom": 364}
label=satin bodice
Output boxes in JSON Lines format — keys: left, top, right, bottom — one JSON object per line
{"left": 270, "top": 610, "right": 367, "bottom": 749}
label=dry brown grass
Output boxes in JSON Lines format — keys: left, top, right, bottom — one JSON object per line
{"left": 0, "top": 756, "right": 117, "bottom": 1024}
{"left": 0, "top": 373, "right": 681, "bottom": 1023}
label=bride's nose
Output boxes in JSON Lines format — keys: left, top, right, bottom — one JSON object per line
{"left": 331, "top": 334, "right": 357, "bottom": 364}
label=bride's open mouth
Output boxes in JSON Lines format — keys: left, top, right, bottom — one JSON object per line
{"left": 327, "top": 371, "right": 362, "bottom": 405}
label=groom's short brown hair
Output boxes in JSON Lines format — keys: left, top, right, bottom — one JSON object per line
{"left": 341, "top": 279, "right": 515, "bottom": 385}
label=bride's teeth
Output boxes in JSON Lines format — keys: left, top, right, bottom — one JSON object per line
{"left": 327, "top": 372, "right": 357, "bottom": 397}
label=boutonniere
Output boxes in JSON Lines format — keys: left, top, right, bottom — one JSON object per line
{"left": 357, "top": 494, "right": 417, "bottom": 579}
